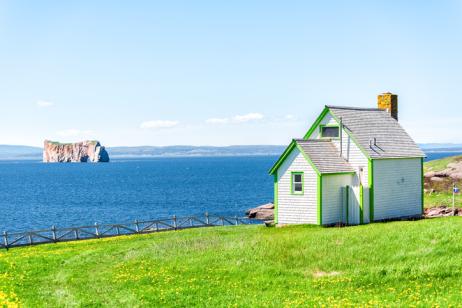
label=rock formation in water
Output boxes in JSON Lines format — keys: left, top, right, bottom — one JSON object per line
{"left": 43, "top": 140, "right": 110, "bottom": 163}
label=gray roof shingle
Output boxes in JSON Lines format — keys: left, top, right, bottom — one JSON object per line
{"left": 327, "top": 106, "right": 425, "bottom": 159}
{"left": 295, "top": 139, "right": 354, "bottom": 174}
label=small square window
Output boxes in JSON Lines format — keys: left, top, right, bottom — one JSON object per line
{"left": 291, "top": 172, "right": 304, "bottom": 194}
{"left": 321, "top": 126, "right": 339, "bottom": 138}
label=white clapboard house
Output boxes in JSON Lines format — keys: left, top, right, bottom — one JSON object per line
{"left": 269, "top": 93, "right": 425, "bottom": 225}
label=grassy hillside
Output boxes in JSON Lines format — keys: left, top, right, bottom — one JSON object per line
{"left": 424, "top": 155, "right": 462, "bottom": 173}
{"left": 1, "top": 218, "right": 462, "bottom": 306}
{"left": 425, "top": 155, "right": 462, "bottom": 208}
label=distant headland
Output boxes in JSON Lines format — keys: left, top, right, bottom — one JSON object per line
{"left": 43, "top": 140, "right": 110, "bottom": 163}
{"left": 0, "top": 143, "right": 460, "bottom": 161}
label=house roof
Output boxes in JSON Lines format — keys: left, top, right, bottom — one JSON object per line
{"left": 326, "top": 106, "right": 425, "bottom": 159}
{"left": 295, "top": 139, "right": 355, "bottom": 174}
{"left": 268, "top": 139, "right": 354, "bottom": 175}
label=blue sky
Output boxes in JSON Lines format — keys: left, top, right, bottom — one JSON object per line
{"left": 1, "top": 1, "right": 462, "bottom": 147}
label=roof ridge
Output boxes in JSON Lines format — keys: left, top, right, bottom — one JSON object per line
{"left": 326, "top": 105, "right": 384, "bottom": 111}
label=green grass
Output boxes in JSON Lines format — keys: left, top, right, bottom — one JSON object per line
{"left": 1, "top": 218, "right": 462, "bottom": 306}
{"left": 425, "top": 191, "right": 462, "bottom": 208}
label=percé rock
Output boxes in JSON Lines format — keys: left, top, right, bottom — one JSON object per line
{"left": 43, "top": 140, "right": 110, "bottom": 163}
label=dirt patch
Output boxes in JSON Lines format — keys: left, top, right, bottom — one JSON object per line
{"left": 313, "top": 271, "right": 342, "bottom": 278}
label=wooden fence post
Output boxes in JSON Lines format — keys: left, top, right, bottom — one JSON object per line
{"left": 190, "top": 217, "right": 193, "bottom": 227}
{"left": 134, "top": 220, "right": 139, "bottom": 233}
{"left": 221, "top": 217, "right": 225, "bottom": 226}
{"left": 28, "top": 233, "right": 33, "bottom": 245}
{"left": 95, "top": 223, "right": 100, "bottom": 238}
{"left": 51, "top": 225, "right": 57, "bottom": 242}
{"left": 205, "top": 212, "right": 209, "bottom": 225}
{"left": 3, "top": 231, "right": 8, "bottom": 249}
{"left": 155, "top": 222, "right": 159, "bottom": 232}
{"left": 74, "top": 229, "right": 79, "bottom": 240}
{"left": 235, "top": 216, "right": 239, "bottom": 226}
{"left": 173, "top": 215, "right": 177, "bottom": 230}
{"left": 116, "top": 226, "right": 120, "bottom": 235}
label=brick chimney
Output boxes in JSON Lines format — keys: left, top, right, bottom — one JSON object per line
{"left": 377, "top": 92, "right": 398, "bottom": 121}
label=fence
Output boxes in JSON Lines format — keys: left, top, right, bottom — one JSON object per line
{"left": 1, "top": 213, "right": 262, "bottom": 249}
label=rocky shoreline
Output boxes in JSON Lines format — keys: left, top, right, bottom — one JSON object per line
{"left": 246, "top": 204, "right": 461, "bottom": 221}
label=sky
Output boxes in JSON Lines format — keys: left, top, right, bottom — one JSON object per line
{"left": 1, "top": 1, "right": 462, "bottom": 147}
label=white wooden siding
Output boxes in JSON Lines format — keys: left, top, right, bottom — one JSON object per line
{"left": 373, "top": 158, "right": 422, "bottom": 220}
{"left": 307, "top": 111, "right": 370, "bottom": 224}
{"left": 277, "top": 148, "right": 318, "bottom": 224}
{"left": 322, "top": 174, "right": 353, "bottom": 225}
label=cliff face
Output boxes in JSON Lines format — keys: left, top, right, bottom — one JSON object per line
{"left": 43, "top": 140, "right": 110, "bottom": 163}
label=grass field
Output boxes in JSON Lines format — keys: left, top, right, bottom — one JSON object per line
{"left": 1, "top": 218, "right": 462, "bottom": 307}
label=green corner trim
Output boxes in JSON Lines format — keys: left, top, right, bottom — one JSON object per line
{"left": 274, "top": 173, "right": 278, "bottom": 224}
{"left": 368, "top": 159, "right": 374, "bottom": 222}
{"left": 421, "top": 157, "right": 424, "bottom": 214}
{"left": 359, "top": 184, "right": 364, "bottom": 224}
{"left": 317, "top": 175, "right": 322, "bottom": 225}
{"left": 345, "top": 185, "right": 349, "bottom": 225}
{"left": 290, "top": 171, "right": 304, "bottom": 195}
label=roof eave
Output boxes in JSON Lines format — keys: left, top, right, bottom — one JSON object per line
{"left": 268, "top": 140, "right": 296, "bottom": 175}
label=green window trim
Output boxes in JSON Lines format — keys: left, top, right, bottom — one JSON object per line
{"left": 290, "top": 171, "right": 304, "bottom": 195}
{"left": 319, "top": 124, "right": 340, "bottom": 139}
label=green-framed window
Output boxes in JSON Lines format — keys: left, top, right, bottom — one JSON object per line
{"left": 291, "top": 172, "right": 304, "bottom": 195}
{"left": 320, "top": 125, "right": 339, "bottom": 138}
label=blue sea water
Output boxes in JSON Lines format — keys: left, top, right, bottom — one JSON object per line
{"left": 0, "top": 156, "right": 276, "bottom": 232}
{"left": 424, "top": 152, "right": 462, "bottom": 161}
{"left": 1, "top": 151, "right": 460, "bottom": 232}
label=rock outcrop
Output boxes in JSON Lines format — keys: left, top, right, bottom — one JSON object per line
{"left": 246, "top": 203, "right": 274, "bottom": 220}
{"left": 43, "top": 140, "right": 110, "bottom": 163}
{"left": 425, "top": 206, "right": 462, "bottom": 217}
{"left": 425, "top": 159, "right": 462, "bottom": 183}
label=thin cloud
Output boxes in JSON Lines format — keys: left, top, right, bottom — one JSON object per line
{"left": 140, "top": 120, "right": 179, "bottom": 129}
{"left": 37, "top": 100, "right": 54, "bottom": 108}
{"left": 232, "top": 113, "right": 264, "bottom": 123}
{"left": 206, "top": 118, "right": 229, "bottom": 124}
{"left": 206, "top": 113, "right": 264, "bottom": 125}
{"left": 57, "top": 129, "right": 93, "bottom": 137}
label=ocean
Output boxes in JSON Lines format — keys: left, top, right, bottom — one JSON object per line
{"left": 0, "top": 156, "right": 276, "bottom": 232}
{"left": 0, "top": 151, "right": 460, "bottom": 232}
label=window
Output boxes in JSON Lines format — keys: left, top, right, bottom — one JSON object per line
{"left": 320, "top": 126, "right": 339, "bottom": 138}
{"left": 291, "top": 172, "right": 304, "bottom": 195}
